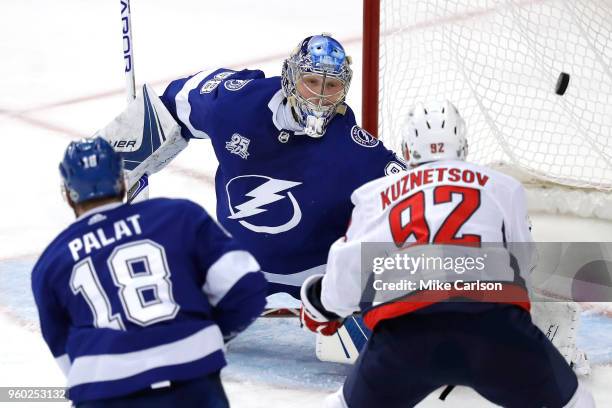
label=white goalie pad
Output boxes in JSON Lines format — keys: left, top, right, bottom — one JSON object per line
{"left": 531, "top": 300, "right": 590, "bottom": 375}
{"left": 315, "top": 316, "right": 370, "bottom": 365}
{"left": 93, "top": 84, "right": 187, "bottom": 191}
{"left": 316, "top": 328, "right": 360, "bottom": 364}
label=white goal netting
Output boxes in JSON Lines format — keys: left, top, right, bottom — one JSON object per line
{"left": 378, "top": 0, "right": 612, "bottom": 192}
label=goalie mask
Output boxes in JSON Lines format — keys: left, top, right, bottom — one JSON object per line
{"left": 401, "top": 101, "right": 468, "bottom": 166}
{"left": 281, "top": 34, "right": 352, "bottom": 138}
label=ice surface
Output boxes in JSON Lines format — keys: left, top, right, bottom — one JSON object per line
{"left": 0, "top": 1, "right": 610, "bottom": 407}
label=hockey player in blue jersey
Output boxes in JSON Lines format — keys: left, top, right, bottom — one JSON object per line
{"left": 100, "top": 34, "right": 405, "bottom": 299}
{"left": 31, "top": 137, "right": 267, "bottom": 407}
{"left": 158, "top": 34, "right": 406, "bottom": 297}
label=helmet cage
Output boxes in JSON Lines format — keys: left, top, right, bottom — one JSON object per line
{"left": 281, "top": 35, "right": 352, "bottom": 137}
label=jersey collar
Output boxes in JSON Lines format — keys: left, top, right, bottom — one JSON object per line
{"left": 268, "top": 90, "right": 304, "bottom": 134}
{"left": 75, "top": 202, "right": 124, "bottom": 222}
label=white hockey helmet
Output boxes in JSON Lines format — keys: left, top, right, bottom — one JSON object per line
{"left": 401, "top": 101, "right": 468, "bottom": 166}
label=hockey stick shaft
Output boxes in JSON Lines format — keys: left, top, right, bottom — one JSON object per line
{"left": 120, "top": 0, "right": 136, "bottom": 103}
{"left": 120, "top": 0, "right": 149, "bottom": 202}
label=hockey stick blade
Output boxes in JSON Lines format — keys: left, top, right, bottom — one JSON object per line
{"left": 261, "top": 308, "right": 300, "bottom": 318}
{"left": 127, "top": 174, "right": 149, "bottom": 203}
{"left": 439, "top": 385, "right": 455, "bottom": 401}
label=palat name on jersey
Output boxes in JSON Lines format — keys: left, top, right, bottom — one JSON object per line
{"left": 68, "top": 215, "right": 142, "bottom": 261}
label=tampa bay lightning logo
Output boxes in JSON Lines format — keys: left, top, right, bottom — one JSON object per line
{"left": 224, "top": 79, "right": 253, "bottom": 91}
{"left": 350, "top": 126, "right": 379, "bottom": 148}
{"left": 225, "top": 175, "right": 303, "bottom": 234}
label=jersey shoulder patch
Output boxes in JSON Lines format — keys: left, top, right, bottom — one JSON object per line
{"left": 350, "top": 125, "right": 379, "bottom": 148}
{"left": 199, "top": 70, "right": 237, "bottom": 94}
{"left": 199, "top": 68, "right": 265, "bottom": 94}
{"left": 385, "top": 159, "right": 406, "bottom": 176}
{"left": 223, "top": 78, "right": 253, "bottom": 92}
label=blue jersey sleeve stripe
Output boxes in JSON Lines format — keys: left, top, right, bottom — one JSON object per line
{"left": 175, "top": 69, "right": 215, "bottom": 139}
{"left": 55, "top": 354, "right": 71, "bottom": 377}
{"left": 203, "top": 250, "right": 261, "bottom": 306}
{"left": 212, "top": 273, "right": 267, "bottom": 337}
{"left": 67, "top": 325, "right": 223, "bottom": 388}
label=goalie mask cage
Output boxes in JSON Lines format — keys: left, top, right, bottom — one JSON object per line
{"left": 362, "top": 0, "right": 612, "bottom": 218}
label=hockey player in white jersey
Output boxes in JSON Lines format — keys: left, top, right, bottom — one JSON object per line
{"left": 300, "top": 101, "right": 595, "bottom": 407}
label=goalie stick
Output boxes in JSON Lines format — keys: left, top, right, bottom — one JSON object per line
{"left": 261, "top": 308, "right": 300, "bottom": 318}
{"left": 120, "top": 0, "right": 149, "bottom": 202}
{"left": 315, "top": 315, "right": 369, "bottom": 364}
{"left": 121, "top": 0, "right": 136, "bottom": 103}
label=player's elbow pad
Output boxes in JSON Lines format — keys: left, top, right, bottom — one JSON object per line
{"left": 213, "top": 272, "right": 268, "bottom": 336}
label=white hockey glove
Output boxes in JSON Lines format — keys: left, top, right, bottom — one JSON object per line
{"left": 94, "top": 84, "right": 187, "bottom": 201}
{"left": 300, "top": 274, "right": 343, "bottom": 336}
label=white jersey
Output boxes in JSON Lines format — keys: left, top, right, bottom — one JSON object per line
{"left": 320, "top": 159, "right": 535, "bottom": 328}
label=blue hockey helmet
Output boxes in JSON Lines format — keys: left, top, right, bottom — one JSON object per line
{"left": 282, "top": 34, "right": 353, "bottom": 138}
{"left": 59, "top": 136, "right": 124, "bottom": 204}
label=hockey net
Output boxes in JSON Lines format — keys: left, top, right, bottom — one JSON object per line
{"left": 363, "top": 0, "right": 612, "bottom": 219}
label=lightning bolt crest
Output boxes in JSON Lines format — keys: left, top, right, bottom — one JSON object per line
{"left": 229, "top": 178, "right": 302, "bottom": 220}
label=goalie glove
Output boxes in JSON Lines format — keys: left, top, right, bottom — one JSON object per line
{"left": 300, "top": 274, "right": 343, "bottom": 336}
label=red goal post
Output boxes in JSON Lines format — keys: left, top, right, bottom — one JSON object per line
{"left": 362, "top": 0, "right": 380, "bottom": 138}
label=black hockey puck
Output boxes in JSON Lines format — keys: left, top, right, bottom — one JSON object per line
{"left": 555, "top": 72, "right": 570, "bottom": 95}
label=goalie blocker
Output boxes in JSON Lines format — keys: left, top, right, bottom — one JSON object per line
{"left": 94, "top": 84, "right": 187, "bottom": 202}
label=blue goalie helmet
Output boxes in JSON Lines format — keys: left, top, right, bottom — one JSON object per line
{"left": 282, "top": 34, "right": 353, "bottom": 138}
{"left": 59, "top": 136, "right": 124, "bottom": 204}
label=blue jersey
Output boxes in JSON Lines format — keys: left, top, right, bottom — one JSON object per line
{"left": 161, "top": 68, "right": 406, "bottom": 296}
{"left": 31, "top": 198, "right": 267, "bottom": 404}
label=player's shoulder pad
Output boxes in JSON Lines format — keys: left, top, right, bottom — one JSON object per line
{"left": 347, "top": 125, "right": 382, "bottom": 149}
{"left": 350, "top": 171, "right": 405, "bottom": 208}
{"left": 385, "top": 152, "right": 408, "bottom": 175}
{"left": 141, "top": 197, "right": 209, "bottom": 217}
{"left": 162, "top": 68, "right": 266, "bottom": 109}
{"left": 197, "top": 68, "right": 266, "bottom": 95}
{"left": 328, "top": 107, "right": 370, "bottom": 147}
{"left": 469, "top": 162, "right": 525, "bottom": 192}
{"left": 31, "top": 224, "right": 79, "bottom": 287}
{"left": 343, "top": 124, "right": 407, "bottom": 168}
